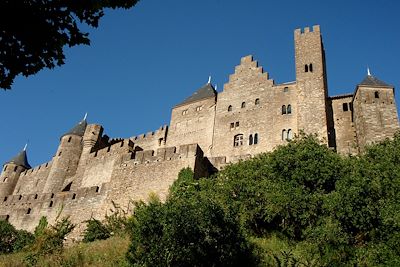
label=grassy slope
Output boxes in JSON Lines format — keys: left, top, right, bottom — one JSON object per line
{"left": 0, "top": 235, "right": 130, "bottom": 267}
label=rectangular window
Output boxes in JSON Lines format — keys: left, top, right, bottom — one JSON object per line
{"left": 235, "top": 121, "right": 239, "bottom": 127}
{"left": 343, "top": 103, "right": 348, "bottom": 112}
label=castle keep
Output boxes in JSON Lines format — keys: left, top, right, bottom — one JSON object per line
{"left": 1, "top": 25, "right": 399, "bottom": 237}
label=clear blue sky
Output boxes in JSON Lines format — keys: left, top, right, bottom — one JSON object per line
{"left": 1, "top": 0, "right": 399, "bottom": 167}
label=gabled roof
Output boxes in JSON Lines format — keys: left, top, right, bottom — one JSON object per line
{"left": 176, "top": 83, "right": 217, "bottom": 107}
{"left": 63, "top": 119, "right": 87, "bottom": 137}
{"left": 359, "top": 74, "right": 392, "bottom": 88}
{"left": 6, "top": 150, "right": 31, "bottom": 169}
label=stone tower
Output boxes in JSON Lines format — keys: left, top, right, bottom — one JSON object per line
{"left": 0, "top": 148, "right": 31, "bottom": 198}
{"left": 294, "top": 25, "right": 329, "bottom": 141}
{"left": 167, "top": 81, "right": 217, "bottom": 155}
{"left": 353, "top": 72, "right": 399, "bottom": 152}
{"left": 42, "top": 118, "right": 87, "bottom": 193}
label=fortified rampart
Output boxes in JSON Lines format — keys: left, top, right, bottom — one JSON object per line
{"left": 1, "top": 25, "right": 399, "bottom": 238}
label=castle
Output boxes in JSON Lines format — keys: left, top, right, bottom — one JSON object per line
{"left": 1, "top": 25, "right": 399, "bottom": 237}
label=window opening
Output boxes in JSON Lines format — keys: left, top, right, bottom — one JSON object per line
{"left": 235, "top": 121, "right": 239, "bottom": 127}
{"left": 228, "top": 105, "right": 232, "bottom": 112}
{"left": 49, "top": 201, "right": 53, "bottom": 208}
{"left": 282, "top": 130, "right": 286, "bottom": 141}
{"left": 234, "top": 134, "right": 244, "bottom": 147}
{"left": 375, "top": 91, "right": 380, "bottom": 98}
{"left": 254, "top": 133, "right": 258, "bottom": 144}
{"left": 343, "top": 103, "right": 348, "bottom": 112}
{"left": 27, "top": 208, "right": 31, "bottom": 214}
{"left": 287, "top": 129, "right": 293, "bottom": 140}
{"left": 283, "top": 87, "right": 289, "bottom": 92}
{"left": 255, "top": 98, "right": 260, "bottom": 105}
{"left": 62, "top": 182, "right": 72, "bottom": 192}
{"left": 287, "top": 105, "right": 292, "bottom": 114}
{"left": 282, "top": 105, "right": 287, "bottom": 115}
{"left": 309, "top": 63, "right": 313, "bottom": 72}
{"left": 241, "top": 102, "right": 246, "bottom": 108}
{"left": 249, "top": 134, "right": 253, "bottom": 145}
{"left": 305, "top": 65, "right": 309, "bottom": 72}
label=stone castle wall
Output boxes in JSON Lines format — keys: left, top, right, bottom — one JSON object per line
{"left": 1, "top": 25, "right": 399, "bottom": 238}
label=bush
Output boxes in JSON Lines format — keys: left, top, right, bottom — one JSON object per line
{"left": 82, "top": 218, "right": 110, "bottom": 243}
{"left": 127, "top": 194, "right": 255, "bottom": 266}
{"left": 0, "top": 219, "right": 34, "bottom": 254}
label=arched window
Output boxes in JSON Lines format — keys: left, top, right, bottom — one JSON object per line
{"left": 309, "top": 63, "right": 313, "bottom": 72}
{"left": 287, "top": 105, "right": 292, "bottom": 114}
{"left": 241, "top": 102, "right": 246, "bottom": 108}
{"left": 234, "top": 134, "right": 244, "bottom": 147}
{"left": 254, "top": 133, "right": 258, "bottom": 144}
{"left": 305, "top": 64, "right": 309, "bottom": 72}
{"left": 228, "top": 105, "right": 232, "bottom": 112}
{"left": 255, "top": 98, "right": 260, "bottom": 105}
{"left": 282, "top": 105, "right": 287, "bottom": 115}
{"left": 4, "top": 166, "right": 7, "bottom": 171}
{"left": 27, "top": 208, "right": 31, "bottom": 214}
{"left": 67, "top": 136, "right": 72, "bottom": 143}
{"left": 287, "top": 129, "right": 293, "bottom": 140}
{"left": 375, "top": 91, "right": 380, "bottom": 98}
{"left": 249, "top": 134, "right": 253, "bottom": 145}
{"left": 13, "top": 166, "right": 18, "bottom": 172}
{"left": 282, "top": 129, "right": 286, "bottom": 141}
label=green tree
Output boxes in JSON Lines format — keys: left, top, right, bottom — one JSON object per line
{"left": 0, "top": 0, "right": 140, "bottom": 89}
{"left": 0, "top": 219, "right": 34, "bottom": 254}
{"left": 127, "top": 192, "right": 254, "bottom": 266}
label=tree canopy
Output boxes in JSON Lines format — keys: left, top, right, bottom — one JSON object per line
{"left": 0, "top": 0, "right": 139, "bottom": 89}
{"left": 126, "top": 134, "right": 400, "bottom": 266}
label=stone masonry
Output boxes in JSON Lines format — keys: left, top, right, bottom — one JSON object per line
{"left": 0, "top": 25, "right": 399, "bottom": 238}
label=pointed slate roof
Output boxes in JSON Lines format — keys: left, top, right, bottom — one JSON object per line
{"left": 359, "top": 74, "right": 392, "bottom": 88}
{"left": 176, "top": 83, "right": 217, "bottom": 107}
{"left": 63, "top": 119, "right": 87, "bottom": 137}
{"left": 6, "top": 150, "right": 31, "bottom": 169}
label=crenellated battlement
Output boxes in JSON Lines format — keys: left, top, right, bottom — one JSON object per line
{"left": 90, "top": 139, "right": 134, "bottom": 159}
{"left": 294, "top": 25, "right": 320, "bottom": 36}
{"left": 20, "top": 161, "right": 52, "bottom": 177}
{"left": 131, "top": 144, "right": 200, "bottom": 165}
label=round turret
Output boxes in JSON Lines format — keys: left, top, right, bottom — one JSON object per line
{"left": 42, "top": 118, "right": 87, "bottom": 193}
{"left": 0, "top": 149, "right": 31, "bottom": 198}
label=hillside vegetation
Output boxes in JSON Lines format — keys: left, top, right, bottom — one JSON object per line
{"left": 1, "top": 134, "right": 399, "bottom": 266}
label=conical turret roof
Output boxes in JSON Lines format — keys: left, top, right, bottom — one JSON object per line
{"left": 176, "top": 82, "right": 217, "bottom": 107}
{"left": 359, "top": 74, "right": 392, "bottom": 88}
{"left": 6, "top": 149, "right": 31, "bottom": 169}
{"left": 63, "top": 119, "right": 87, "bottom": 137}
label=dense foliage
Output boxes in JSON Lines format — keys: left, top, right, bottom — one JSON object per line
{"left": 1, "top": 133, "right": 399, "bottom": 266}
{"left": 0, "top": 0, "right": 140, "bottom": 89}
{"left": 0, "top": 220, "right": 34, "bottom": 254}
{"left": 126, "top": 133, "right": 400, "bottom": 266}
